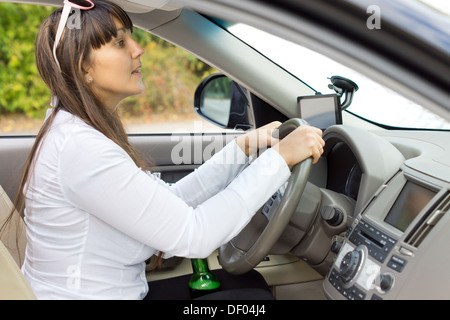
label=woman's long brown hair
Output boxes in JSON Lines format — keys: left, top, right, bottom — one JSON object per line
{"left": 1, "top": 1, "right": 164, "bottom": 269}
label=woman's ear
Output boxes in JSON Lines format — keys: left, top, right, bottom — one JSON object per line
{"left": 82, "top": 60, "right": 93, "bottom": 84}
{"left": 84, "top": 69, "right": 93, "bottom": 84}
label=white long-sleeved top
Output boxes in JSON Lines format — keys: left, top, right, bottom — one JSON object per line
{"left": 21, "top": 110, "right": 290, "bottom": 299}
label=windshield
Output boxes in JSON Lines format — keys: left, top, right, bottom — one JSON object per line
{"left": 226, "top": 2, "right": 450, "bottom": 130}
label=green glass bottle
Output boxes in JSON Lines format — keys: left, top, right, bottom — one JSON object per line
{"left": 188, "top": 258, "right": 221, "bottom": 299}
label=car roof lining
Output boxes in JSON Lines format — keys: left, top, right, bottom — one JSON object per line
{"left": 0, "top": 0, "right": 175, "bottom": 13}
{"left": 0, "top": 0, "right": 183, "bottom": 34}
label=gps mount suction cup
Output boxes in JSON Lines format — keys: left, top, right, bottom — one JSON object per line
{"left": 328, "top": 76, "right": 359, "bottom": 110}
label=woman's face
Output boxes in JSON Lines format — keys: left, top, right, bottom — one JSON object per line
{"left": 85, "top": 19, "right": 145, "bottom": 110}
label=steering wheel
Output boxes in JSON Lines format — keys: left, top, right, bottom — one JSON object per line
{"left": 218, "top": 118, "right": 313, "bottom": 275}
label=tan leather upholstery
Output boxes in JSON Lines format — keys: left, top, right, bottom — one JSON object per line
{"left": 0, "top": 185, "right": 26, "bottom": 267}
{"left": 0, "top": 240, "right": 35, "bottom": 299}
{"left": 0, "top": 185, "right": 35, "bottom": 299}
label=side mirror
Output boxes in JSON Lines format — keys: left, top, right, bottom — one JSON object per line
{"left": 194, "top": 73, "right": 252, "bottom": 130}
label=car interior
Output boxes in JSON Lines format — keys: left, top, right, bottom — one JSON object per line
{"left": 0, "top": 0, "right": 449, "bottom": 300}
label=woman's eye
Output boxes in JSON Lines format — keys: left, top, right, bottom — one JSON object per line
{"left": 117, "top": 40, "right": 125, "bottom": 47}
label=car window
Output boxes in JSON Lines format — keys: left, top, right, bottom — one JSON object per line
{"left": 226, "top": 10, "right": 450, "bottom": 130}
{"left": 0, "top": 3, "right": 226, "bottom": 136}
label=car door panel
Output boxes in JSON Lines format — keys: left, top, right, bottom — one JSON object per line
{"left": 0, "top": 137, "right": 35, "bottom": 201}
{"left": 130, "top": 132, "right": 240, "bottom": 183}
{"left": 0, "top": 133, "right": 241, "bottom": 202}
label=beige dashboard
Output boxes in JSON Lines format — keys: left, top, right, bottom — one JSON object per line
{"left": 323, "top": 129, "right": 450, "bottom": 300}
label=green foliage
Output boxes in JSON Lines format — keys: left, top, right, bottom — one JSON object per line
{"left": 0, "top": 4, "right": 215, "bottom": 119}
{"left": 0, "top": 4, "right": 53, "bottom": 118}
{"left": 123, "top": 29, "right": 216, "bottom": 117}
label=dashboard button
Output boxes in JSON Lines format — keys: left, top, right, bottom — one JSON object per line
{"left": 399, "top": 247, "right": 414, "bottom": 257}
{"left": 387, "top": 255, "right": 407, "bottom": 272}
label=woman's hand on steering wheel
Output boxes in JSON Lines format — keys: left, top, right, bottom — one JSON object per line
{"left": 235, "top": 121, "right": 282, "bottom": 157}
{"left": 235, "top": 121, "right": 324, "bottom": 166}
{"left": 220, "top": 118, "right": 321, "bottom": 275}
{"left": 273, "top": 125, "right": 325, "bottom": 166}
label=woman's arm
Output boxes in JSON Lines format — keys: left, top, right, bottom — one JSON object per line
{"left": 169, "top": 139, "right": 249, "bottom": 208}
{"left": 59, "top": 130, "right": 290, "bottom": 259}
{"left": 171, "top": 121, "right": 282, "bottom": 207}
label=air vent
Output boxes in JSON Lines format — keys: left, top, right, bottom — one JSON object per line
{"left": 405, "top": 192, "right": 450, "bottom": 247}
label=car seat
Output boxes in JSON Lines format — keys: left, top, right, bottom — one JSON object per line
{"left": 0, "top": 185, "right": 35, "bottom": 299}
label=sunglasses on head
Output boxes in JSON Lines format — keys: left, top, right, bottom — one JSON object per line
{"left": 52, "top": 0, "right": 95, "bottom": 71}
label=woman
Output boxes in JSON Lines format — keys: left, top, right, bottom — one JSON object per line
{"left": 12, "top": 0, "right": 324, "bottom": 299}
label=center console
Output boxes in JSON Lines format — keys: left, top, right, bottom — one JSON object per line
{"left": 323, "top": 168, "right": 450, "bottom": 300}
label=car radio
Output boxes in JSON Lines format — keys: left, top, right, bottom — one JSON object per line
{"left": 323, "top": 170, "right": 449, "bottom": 300}
{"left": 348, "top": 219, "right": 397, "bottom": 263}
{"left": 326, "top": 219, "right": 402, "bottom": 300}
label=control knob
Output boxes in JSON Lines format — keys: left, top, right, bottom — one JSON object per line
{"left": 379, "top": 273, "right": 394, "bottom": 292}
{"left": 339, "top": 247, "right": 364, "bottom": 284}
{"left": 321, "top": 206, "right": 343, "bottom": 226}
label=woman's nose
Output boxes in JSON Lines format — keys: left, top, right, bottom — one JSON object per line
{"left": 132, "top": 40, "right": 145, "bottom": 58}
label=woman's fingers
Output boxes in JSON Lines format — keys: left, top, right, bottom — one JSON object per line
{"left": 236, "top": 121, "right": 325, "bottom": 164}
{"left": 274, "top": 125, "right": 325, "bottom": 166}
{"left": 235, "top": 121, "right": 282, "bottom": 156}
